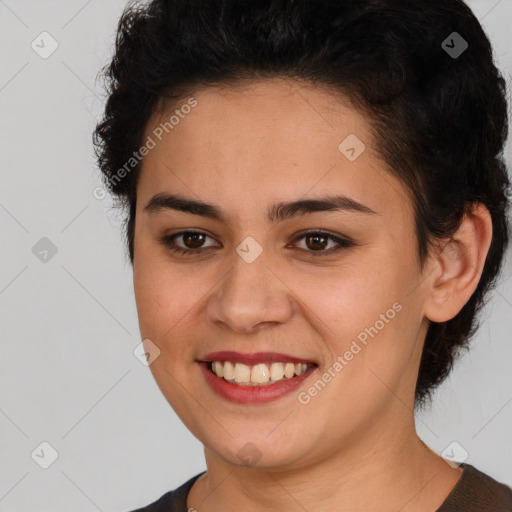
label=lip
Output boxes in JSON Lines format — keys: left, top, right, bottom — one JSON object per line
{"left": 199, "top": 351, "right": 316, "bottom": 365}
{"left": 198, "top": 361, "right": 318, "bottom": 404}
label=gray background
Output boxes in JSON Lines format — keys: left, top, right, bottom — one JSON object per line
{"left": 0, "top": 1, "right": 511, "bottom": 510}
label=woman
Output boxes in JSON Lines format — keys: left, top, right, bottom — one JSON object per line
{"left": 93, "top": 0, "right": 512, "bottom": 510}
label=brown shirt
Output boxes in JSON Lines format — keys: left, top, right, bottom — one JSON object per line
{"left": 129, "top": 463, "right": 512, "bottom": 511}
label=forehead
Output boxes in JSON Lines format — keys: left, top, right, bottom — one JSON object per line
{"left": 137, "top": 78, "right": 413, "bottom": 225}
{"left": 146, "top": 78, "right": 368, "bottom": 150}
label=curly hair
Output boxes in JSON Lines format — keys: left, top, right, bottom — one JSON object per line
{"left": 93, "top": 0, "right": 510, "bottom": 408}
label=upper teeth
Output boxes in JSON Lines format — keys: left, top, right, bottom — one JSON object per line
{"left": 211, "top": 361, "right": 311, "bottom": 385}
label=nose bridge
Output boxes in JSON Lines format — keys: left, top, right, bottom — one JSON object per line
{"left": 208, "top": 248, "right": 293, "bottom": 333}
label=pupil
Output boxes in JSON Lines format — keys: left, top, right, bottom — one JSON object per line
{"left": 185, "top": 232, "right": 204, "bottom": 248}
{"left": 308, "top": 234, "right": 326, "bottom": 250}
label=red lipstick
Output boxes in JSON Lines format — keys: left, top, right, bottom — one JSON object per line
{"left": 197, "top": 351, "right": 318, "bottom": 404}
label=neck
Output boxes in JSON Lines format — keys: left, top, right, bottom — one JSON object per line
{"left": 187, "top": 416, "right": 462, "bottom": 512}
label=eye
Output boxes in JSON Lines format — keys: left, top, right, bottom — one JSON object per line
{"left": 158, "top": 231, "right": 218, "bottom": 255}
{"left": 289, "top": 229, "right": 355, "bottom": 255}
{"left": 158, "top": 229, "right": 355, "bottom": 257}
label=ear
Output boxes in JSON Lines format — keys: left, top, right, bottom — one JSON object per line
{"left": 423, "top": 203, "right": 493, "bottom": 323}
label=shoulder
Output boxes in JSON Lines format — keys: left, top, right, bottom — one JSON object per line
{"left": 127, "top": 472, "right": 205, "bottom": 512}
{"left": 437, "top": 463, "right": 512, "bottom": 511}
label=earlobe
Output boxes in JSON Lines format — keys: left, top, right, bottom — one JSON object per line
{"left": 423, "top": 203, "right": 493, "bottom": 323}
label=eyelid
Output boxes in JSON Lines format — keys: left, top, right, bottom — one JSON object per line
{"left": 288, "top": 229, "right": 355, "bottom": 255}
{"left": 159, "top": 230, "right": 219, "bottom": 250}
{"left": 159, "top": 229, "right": 355, "bottom": 256}
{"left": 291, "top": 228, "right": 355, "bottom": 244}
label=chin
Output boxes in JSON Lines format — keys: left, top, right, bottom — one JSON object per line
{"left": 202, "top": 429, "right": 314, "bottom": 470}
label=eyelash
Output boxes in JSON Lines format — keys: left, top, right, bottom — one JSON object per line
{"left": 158, "top": 229, "right": 355, "bottom": 257}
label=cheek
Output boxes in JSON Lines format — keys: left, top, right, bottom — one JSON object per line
{"left": 298, "top": 259, "right": 419, "bottom": 379}
{"left": 293, "top": 263, "right": 402, "bottom": 336}
{"left": 133, "top": 248, "right": 205, "bottom": 333}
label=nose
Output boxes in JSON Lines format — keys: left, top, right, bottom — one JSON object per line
{"left": 206, "top": 254, "right": 294, "bottom": 334}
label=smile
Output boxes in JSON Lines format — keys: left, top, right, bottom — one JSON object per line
{"left": 209, "top": 360, "right": 314, "bottom": 386}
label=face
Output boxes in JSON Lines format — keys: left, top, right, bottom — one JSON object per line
{"left": 133, "top": 78, "right": 432, "bottom": 470}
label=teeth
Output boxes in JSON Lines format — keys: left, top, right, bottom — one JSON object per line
{"left": 284, "top": 362, "right": 295, "bottom": 378}
{"left": 270, "top": 362, "right": 284, "bottom": 381}
{"left": 251, "top": 363, "right": 270, "bottom": 383}
{"left": 212, "top": 361, "right": 223, "bottom": 378}
{"left": 223, "top": 361, "right": 235, "bottom": 381}
{"left": 234, "top": 362, "right": 251, "bottom": 383}
{"left": 209, "top": 361, "right": 312, "bottom": 386}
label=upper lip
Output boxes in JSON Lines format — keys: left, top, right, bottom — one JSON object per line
{"left": 199, "top": 351, "right": 317, "bottom": 365}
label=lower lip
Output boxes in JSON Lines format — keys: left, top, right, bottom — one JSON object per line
{"left": 198, "top": 362, "right": 317, "bottom": 404}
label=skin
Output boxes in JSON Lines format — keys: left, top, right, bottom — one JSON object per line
{"left": 132, "top": 78, "right": 492, "bottom": 511}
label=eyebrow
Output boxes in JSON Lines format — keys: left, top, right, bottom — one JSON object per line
{"left": 144, "top": 192, "right": 378, "bottom": 223}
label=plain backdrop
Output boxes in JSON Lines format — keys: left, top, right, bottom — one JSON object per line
{"left": 0, "top": 1, "right": 511, "bottom": 510}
